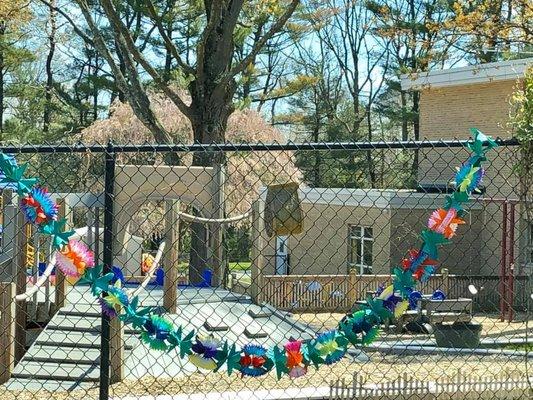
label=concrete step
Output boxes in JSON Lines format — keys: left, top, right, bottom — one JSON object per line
{"left": 4, "top": 377, "right": 99, "bottom": 391}
{"left": 23, "top": 345, "right": 102, "bottom": 364}
{"left": 12, "top": 361, "right": 100, "bottom": 382}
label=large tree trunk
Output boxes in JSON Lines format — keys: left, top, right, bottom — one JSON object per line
{"left": 187, "top": 83, "right": 233, "bottom": 284}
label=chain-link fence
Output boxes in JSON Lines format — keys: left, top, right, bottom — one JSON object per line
{"left": 0, "top": 139, "right": 531, "bottom": 400}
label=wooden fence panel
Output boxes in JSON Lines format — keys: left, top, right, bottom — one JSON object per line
{"left": 259, "top": 273, "right": 530, "bottom": 313}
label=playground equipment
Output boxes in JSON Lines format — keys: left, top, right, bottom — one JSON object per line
{"left": 0, "top": 158, "right": 303, "bottom": 387}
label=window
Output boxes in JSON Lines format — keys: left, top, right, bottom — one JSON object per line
{"left": 348, "top": 225, "right": 373, "bottom": 274}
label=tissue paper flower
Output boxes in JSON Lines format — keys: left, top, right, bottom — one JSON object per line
{"left": 56, "top": 240, "right": 95, "bottom": 277}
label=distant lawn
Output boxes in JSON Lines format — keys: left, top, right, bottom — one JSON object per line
{"left": 229, "top": 261, "right": 251, "bottom": 271}
{"left": 174, "top": 261, "right": 251, "bottom": 273}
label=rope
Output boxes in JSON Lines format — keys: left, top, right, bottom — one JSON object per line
{"left": 176, "top": 210, "right": 251, "bottom": 224}
{"left": 15, "top": 253, "right": 57, "bottom": 302}
{"left": 127, "top": 241, "right": 166, "bottom": 298}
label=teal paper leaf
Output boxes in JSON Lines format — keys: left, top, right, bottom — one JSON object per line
{"left": 303, "top": 341, "right": 324, "bottom": 370}
{"left": 120, "top": 296, "right": 153, "bottom": 329}
{"left": 420, "top": 229, "right": 450, "bottom": 259}
{"left": 338, "top": 318, "right": 361, "bottom": 346}
{"left": 467, "top": 128, "right": 498, "bottom": 165}
{"left": 392, "top": 267, "right": 415, "bottom": 297}
{"left": 362, "top": 296, "right": 392, "bottom": 322}
{"left": 178, "top": 329, "right": 195, "bottom": 358}
{"left": 39, "top": 219, "right": 75, "bottom": 249}
{"left": 271, "top": 345, "right": 289, "bottom": 379}
{"left": 0, "top": 161, "right": 38, "bottom": 195}
{"left": 225, "top": 344, "right": 242, "bottom": 376}
{"left": 444, "top": 191, "right": 470, "bottom": 213}
{"left": 92, "top": 273, "right": 115, "bottom": 296}
{"left": 78, "top": 264, "right": 102, "bottom": 287}
{"left": 214, "top": 341, "right": 229, "bottom": 372}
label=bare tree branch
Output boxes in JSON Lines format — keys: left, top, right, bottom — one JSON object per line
{"left": 144, "top": 0, "right": 195, "bottom": 75}
{"left": 38, "top": 0, "right": 94, "bottom": 46}
{"left": 75, "top": 0, "right": 173, "bottom": 143}
{"left": 99, "top": 0, "right": 191, "bottom": 117}
{"left": 224, "top": 0, "right": 299, "bottom": 81}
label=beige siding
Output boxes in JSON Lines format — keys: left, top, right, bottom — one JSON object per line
{"left": 265, "top": 202, "right": 391, "bottom": 275}
{"left": 390, "top": 207, "right": 484, "bottom": 275}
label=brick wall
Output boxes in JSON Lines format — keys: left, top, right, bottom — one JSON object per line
{"left": 419, "top": 80, "right": 517, "bottom": 140}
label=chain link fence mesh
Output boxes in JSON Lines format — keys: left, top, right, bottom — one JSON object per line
{"left": 0, "top": 139, "right": 531, "bottom": 400}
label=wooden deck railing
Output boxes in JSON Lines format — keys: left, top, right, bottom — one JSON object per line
{"left": 258, "top": 270, "right": 451, "bottom": 312}
{"left": 257, "top": 270, "right": 529, "bottom": 313}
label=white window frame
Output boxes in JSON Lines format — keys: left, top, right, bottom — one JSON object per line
{"left": 348, "top": 225, "right": 373, "bottom": 274}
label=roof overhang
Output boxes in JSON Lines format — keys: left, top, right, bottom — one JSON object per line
{"left": 401, "top": 58, "right": 532, "bottom": 91}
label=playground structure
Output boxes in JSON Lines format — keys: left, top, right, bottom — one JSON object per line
{"left": 0, "top": 160, "right": 304, "bottom": 387}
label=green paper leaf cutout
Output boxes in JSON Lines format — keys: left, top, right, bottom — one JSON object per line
{"left": 338, "top": 318, "right": 361, "bottom": 346}
{"left": 392, "top": 267, "right": 415, "bottom": 298}
{"left": 362, "top": 326, "right": 380, "bottom": 345}
{"left": 420, "top": 229, "right": 450, "bottom": 259}
{"left": 40, "top": 218, "right": 75, "bottom": 249}
{"left": 120, "top": 296, "right": 153, "bottom": 329}
{"left": 444, "top": 191, "right": 470, "bottom": 213}
{"left": 179, "top": 330, "right": 195, "bottom": 358}
{"left": 0, "top": 161, "right": 38, "bottom": 195}
{"left": 363, "top": 296, "right": 392, "bottom": 322}
{"left": 303, "top": 341, "right": 324, "bottom": 370}
{"left": 92, "top": 273, "right": 115, "bottom": 296}
{"left": 214, "top": 341, "right": 229, "bottom": 372}
{"left": 78, "top": 264, "right": 103, "bottom": 291}
{"left": 467, "top": 128, "right": 498, "bottom": 166}
{"left": 271, "top": 345, "right": 289, "bottom": 380}
{"left": 335, "top": 332, "right": 349, "bottom": 348}
{"left": 225, "top": 344, "right": 242, "bottom": 376}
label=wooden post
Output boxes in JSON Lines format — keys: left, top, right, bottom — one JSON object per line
{"left": 210, "top": 164, "right": 225, "bottom": 287}
{"left": 0, "top": 282, "right": 15, "bottom": 384}
{"left": 0, "top": 189, "right": 15, "bottom": 281}
{"left": 13, "top": 205, "right": 28, "bottom": 362}
{"left": 250, "top": 198, "right": 265, "bottom": 303}
{"left": 348, "top": 268, "right": 357, "bottom": 306}
{"left": 163, "top": 200, "right": 179, "bottom": 313}
{"left": 54, "top": 198, "right": 69, "bottom": 312}
{"left": 109, "top": 306, "right": 124, "bottom": 383}
{"left": 442, "top": 268, "right": 449, "bottom": 295}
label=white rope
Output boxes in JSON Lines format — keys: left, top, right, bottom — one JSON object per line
{"left": 15, "top": 253, "right": 57, "bottom": 302}
{"left": 176, "top": 210, "right": 251, "bottom": 224}
{"left": 127, "top": 241, "right": 166, "bottom": 298}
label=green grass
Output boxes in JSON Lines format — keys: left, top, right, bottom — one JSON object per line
{"left": 504, "top": 343, "right": 533, "bottom": 352}
{"left": 229, "top": 261, "right": 251, "bottom": 271}
{"left": 174, "top": 261, "right": 251, "bottom": 273}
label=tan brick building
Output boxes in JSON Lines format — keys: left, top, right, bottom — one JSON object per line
{"left": 257, "top": 58, "right": 531, "bottom": 278}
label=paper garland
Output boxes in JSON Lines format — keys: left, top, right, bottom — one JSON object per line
{"left": 0, "top": 128, "right": 497, "bottom": 380}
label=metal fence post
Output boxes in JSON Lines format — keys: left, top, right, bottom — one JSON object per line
{"left": 100, "top": 142, "right": 117, "bottom": 399}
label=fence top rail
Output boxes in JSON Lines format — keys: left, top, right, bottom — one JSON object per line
{"left": 0, "top": 138, "right": 519, "bottom": 154}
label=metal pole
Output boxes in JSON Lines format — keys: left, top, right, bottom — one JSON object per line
{"left": 507, "top": 203, "right": 515, "bottom": 322}
{"left": 499, "top": 201, "right": 508, "bottom": 322}
{"left": 99, "top": 143, "right": 115, "bottom": 400}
